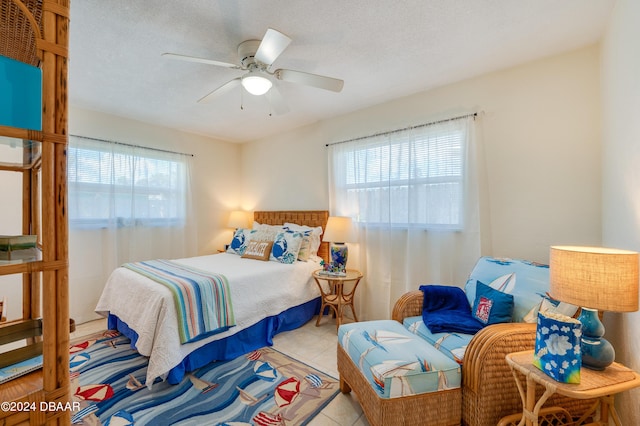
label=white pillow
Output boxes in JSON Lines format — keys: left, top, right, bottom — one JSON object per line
{"left": 284, "top": 222, "right": 323, "bottom": 255}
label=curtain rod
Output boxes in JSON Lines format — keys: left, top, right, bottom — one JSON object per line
{"left": 325, "top": 112, "right": 478, "bottom": 147}
{"left": 69, "top": 134, "right": 194, "bottom": 157}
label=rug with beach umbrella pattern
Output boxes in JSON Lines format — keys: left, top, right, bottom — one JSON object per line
{"left": 69, "top": 330, "right": 339, "bottom": 425}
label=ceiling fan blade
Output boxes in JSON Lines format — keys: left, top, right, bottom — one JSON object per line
{"left": 162, "top": 53, "right": 240, "bottom": 69}
{"left": 266, "top": 85, "right": 290, "bottom": 115}
{"left": 255, "top": 28, "right": 292, "bottom": 66}
{"left": 198, "top": 78, "right": 241, "bottom": 103}
{"left": 275, "top": 69, "right": 344, "bottom": 92}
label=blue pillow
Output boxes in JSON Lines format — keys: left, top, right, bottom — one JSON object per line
{"left": 472, "top": 281, "right": 514, "bottom": 325}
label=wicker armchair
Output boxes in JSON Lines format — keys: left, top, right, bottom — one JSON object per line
{"left": 392, "top": 290, "right": 595, "bottom": 426}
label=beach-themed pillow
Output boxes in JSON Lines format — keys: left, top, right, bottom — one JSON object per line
{"left": 241, "top": 240, "right": 273, "bottom": 261}
{"left": 270, "top": 230, "right": 304, "bottom": 264}
{"left": 249, "top": 222, "right": 283, "bottom": 242}
{"left": 297, "top": 235, "right": 312, "bottom": 261}
{"left": 472, "top": 281, "right": 514, "bottom": 325}
{"left": 226, "top": 228, "right": 252, "bottom": 255}
{"left": 284, "top": 223, "right": 323, "bottom": 255}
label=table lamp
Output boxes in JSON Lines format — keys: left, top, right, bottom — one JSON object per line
{"left": 549, "top": 246, "right": 639, "bottom": 370}
{"left": 227, "top": 210, "right": 248, "bottom": 230}
{"left": 322, "top": 216, "right": 356, "bottom": 274}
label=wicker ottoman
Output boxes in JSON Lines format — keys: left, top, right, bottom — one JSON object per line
{"left": 338, "top": 320, "right": 462, "bottom": 426}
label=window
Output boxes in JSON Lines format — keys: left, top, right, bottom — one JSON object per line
{"left": 68, "top": 136, "right": 189, "bottom": 229}
{"left": 330, "top": 118, "right": 468, "bottom": 229}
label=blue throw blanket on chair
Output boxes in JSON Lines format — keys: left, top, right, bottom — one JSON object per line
{"left": 419, "top": 284, "right": 484, "bottom": 334}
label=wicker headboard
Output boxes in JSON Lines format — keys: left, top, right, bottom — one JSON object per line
{"left": 253, "top": 210, "right": 329, "bottom": 264}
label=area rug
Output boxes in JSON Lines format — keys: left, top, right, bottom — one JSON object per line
{"left": 69, "top": 330, "right": 340, "bottom": 425}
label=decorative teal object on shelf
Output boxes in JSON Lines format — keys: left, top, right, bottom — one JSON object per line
{"left": 0, "top": 54, "right": 42, "bottom": 130}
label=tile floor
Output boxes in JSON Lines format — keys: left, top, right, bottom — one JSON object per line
{"left": 72, "top": 315, "right": 370, "bottom": 426}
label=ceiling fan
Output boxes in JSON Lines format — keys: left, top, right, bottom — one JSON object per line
{"left": 162, "top": 28, "right": 344, "bottom": 114}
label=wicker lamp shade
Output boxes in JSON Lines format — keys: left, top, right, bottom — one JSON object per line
{"left": 550, "top": 246, "right": 639, "bottom": 313}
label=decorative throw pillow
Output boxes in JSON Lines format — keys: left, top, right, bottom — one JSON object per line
{"left": 249, "top": 222, "right": 282, "bottom": 243}
{"left": 297, "top": 235, "right": 312, "bottom": 261}
{"left": 284, "top": 223, "right": 323, "bottom": 255}
{"left": 270, "top": 230, "right": 304, "bottom": 264}
{"left": 472, "top": 281, "right": 514, "bottom": 325}
{"left": 241, "top": 240, "right": 273, "bottom": 261}
{"left": 226, "top": 228, "right": 252, "bottom": 255}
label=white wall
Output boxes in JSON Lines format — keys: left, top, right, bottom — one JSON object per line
{"left": 242, "top": 45, "right": 602, "bottom": 264}
{"left": 600, "top": 0, "right": 640, "bottom": 422}
{"left": 67, "top": 107, "right": 240, "bottom": 323}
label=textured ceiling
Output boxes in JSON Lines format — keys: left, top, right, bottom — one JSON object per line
{"left": 68, "top": 0, "right": 615, "bottom": 143}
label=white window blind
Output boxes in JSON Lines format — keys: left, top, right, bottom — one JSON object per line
{"left": 330, "top": 117, "right": 468, "bottom": 229}
{"left": 68, "top": 136, "right": 189, "bottom": 229}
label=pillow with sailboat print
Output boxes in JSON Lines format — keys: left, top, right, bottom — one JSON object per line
{"left": 464, "top": 257, "right": 551, "bottom": 322}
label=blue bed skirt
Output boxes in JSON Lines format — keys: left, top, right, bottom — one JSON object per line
{"left": 108, "top": 296, "right": 321, "bottom": 384}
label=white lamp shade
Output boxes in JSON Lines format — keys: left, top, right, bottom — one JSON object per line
{"left": 323, "top": 216, "right": 356, "bottom": 243}
{"left": 241, "top": 75, "right": 272, "bottom": 95}
{"left": 227, "top": 210, "right": 248, "bottom": 229}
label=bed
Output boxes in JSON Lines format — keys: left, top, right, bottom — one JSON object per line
{"left": 95, "top": 210, "right": 329, "bottom": 387}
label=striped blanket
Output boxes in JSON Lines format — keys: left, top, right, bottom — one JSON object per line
{"left": 122, "top": 260, "right": 235, "bottom": 344}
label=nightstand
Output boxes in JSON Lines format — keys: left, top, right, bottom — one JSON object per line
{"left": 312, "top": 269, "right": 363, "bottom": 330}
{"left": 500, "top": 350, "right": 640, "bottom": 426}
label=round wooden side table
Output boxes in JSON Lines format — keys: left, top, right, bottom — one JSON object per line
{"left": 312, "top": 269, "right": 363, "bottom": 330}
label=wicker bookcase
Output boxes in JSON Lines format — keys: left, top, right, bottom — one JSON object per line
{"left": 0, "top": 1, "right": 70, "bottom": 425}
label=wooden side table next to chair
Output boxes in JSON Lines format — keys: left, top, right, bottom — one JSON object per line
{"left": 312, "top": 269, "right": 363, "bottom": 329}
{"left": 500, "top": 350, "right": 640, "bottom": 426}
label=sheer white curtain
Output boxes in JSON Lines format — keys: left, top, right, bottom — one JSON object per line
{"left": 67, "top": 136, "right": 196, "bottom": 322}
{"left": 328, "top": 115, "right": 482, "bottom": 320}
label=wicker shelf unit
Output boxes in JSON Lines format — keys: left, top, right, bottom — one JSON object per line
{"left": 0, "top": 1, "right": 71, "bottom": 425}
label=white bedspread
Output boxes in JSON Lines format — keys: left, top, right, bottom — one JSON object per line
{"left": 95, "top": 253, "right": 322, "bottom": 385}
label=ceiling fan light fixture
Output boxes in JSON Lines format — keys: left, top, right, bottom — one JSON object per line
{"left": 241, "top": 75, "right": 272, "bottom": 96}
